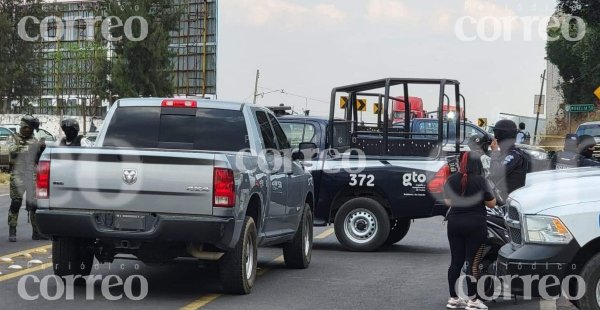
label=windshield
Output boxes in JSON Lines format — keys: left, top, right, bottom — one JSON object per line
{"left": 577, "top": 124, "right": 600, "bottom": 137}
{"left": 279, "top": 122, "right": 317, "bottom": 149}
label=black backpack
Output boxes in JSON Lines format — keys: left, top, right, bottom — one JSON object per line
{"left": 520, "top": 130, "right": 531, "bottom": 145}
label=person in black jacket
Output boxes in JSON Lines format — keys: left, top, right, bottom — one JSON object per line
{"left": 577, "top": 135, "right": 600, "bottom": 167}
{"left": 489, "top": 120, "right": 527, "bottom": 205}
{"left": 59, "top": 118, "right": 83, "bottom": 146}
{"left": 444, "top": 151, "right": 496, "bottom": 309}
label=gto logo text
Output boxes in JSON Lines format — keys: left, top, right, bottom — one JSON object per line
{"left": 402, "top": 172, "right": 426, "bottom": 187}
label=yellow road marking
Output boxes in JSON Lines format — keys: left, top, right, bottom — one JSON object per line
{"left": 0, "top": 245, "right": 53, "bottom": 282}
{"left": 178, "top": 294, "right": 221, "bottom": 310}
{"left": 0, "top": 263, "right": 52, "bottom": 282}
{"left": 0, "top": 244, "right": 51, "bottom": 260}
{"left": 315, "top": 228, "right": 334, "bottom": 240}
{"left": 179, "top": 254, "right": 285, "bottom": 310}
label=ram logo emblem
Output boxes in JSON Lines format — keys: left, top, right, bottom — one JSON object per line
{"left": 122, "top": 169, "right": 138, "bottom": 185}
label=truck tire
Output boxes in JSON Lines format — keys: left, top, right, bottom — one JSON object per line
{"left": 334, "top": 197, "right": 390, "bottom": 252}
{"left": 578, "top": 253, "right": 600, "bottom": 310}
{"left": 52, "top": 238, "right": 94, "bottom": 279}
{"left": 384, "top": 219, "right": 411, "bottom": 245}
{"left": 219, "top": 217, "right": 258, "bottom": 295}
{"left": 283, "top": 203, "right": 313, "bottom": 269}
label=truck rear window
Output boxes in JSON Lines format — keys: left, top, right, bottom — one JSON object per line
{"left": 104, "top": 107, "right": 249, "bottom": 151}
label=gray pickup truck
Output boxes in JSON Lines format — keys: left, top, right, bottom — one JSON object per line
{"left": 36, "top": 98, "right": 315, "bottom": 294}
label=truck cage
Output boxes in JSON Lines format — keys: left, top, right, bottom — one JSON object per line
{"left": 328, "top": 78, "right": 464, "bottom": 158}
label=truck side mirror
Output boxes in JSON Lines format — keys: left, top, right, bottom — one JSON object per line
{"left": 292, "top": 151, "right": 304, "bottom": 161}
{"left": 298, "top": 142, "right": 318, "bottom": 160}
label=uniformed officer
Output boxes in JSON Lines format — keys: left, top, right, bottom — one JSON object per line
{"left": 7, "top": 115, "right": 47, "bottom": 242}
{"left": 553, "top": 134, "right": 580, "bottom": 169}
{"left": 577, "top": 135, "right": 600, "bottom": 167}
{"left": 59, "top": 118, "right": 83, "bottom": 146}
{"left": 488, "top": 119, "right": 528, "bottom": 205}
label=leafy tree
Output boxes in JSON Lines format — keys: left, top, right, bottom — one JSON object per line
{"left": 0, "top": 0, "right": 44, "bottom": 112}
{"left": 547, "top": 0, "right": 600, "bottom": 108}
{"left": 558, "top": 0, "right": 600, "bottom": 26}
{"left": 104, "top": 0, "right": 182, "bottom": 97}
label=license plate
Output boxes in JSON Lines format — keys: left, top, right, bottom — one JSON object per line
{"left": 113, "top": 214, "right": 146, "bottom": 231}
{"left": 555, "top": 164, "right": 572, "bottom": 170}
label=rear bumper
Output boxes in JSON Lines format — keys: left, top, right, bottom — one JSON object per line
{"left": 36, "top": 209, "right": 242, "bottom": 250}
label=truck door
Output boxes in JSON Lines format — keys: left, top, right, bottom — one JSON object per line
{"left": 256, "top": 111, "right": 290, "bottom": 236}
{"left": 268, "top": 113, "right": 304, "bottom": 231}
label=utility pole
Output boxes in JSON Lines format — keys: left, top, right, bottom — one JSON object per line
{"left": 533, "top": 69, "right": 546, "bottom": 145}
{"left": 252, "top": 69, "right": 260, "bottom": 104}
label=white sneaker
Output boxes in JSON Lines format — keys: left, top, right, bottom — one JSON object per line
{"left": 446, "top": 297, "right": 467, "bottom": 309}
{"left": 465, "top": 299, "right": 488, "bottom": 310}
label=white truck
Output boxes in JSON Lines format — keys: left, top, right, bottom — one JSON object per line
{"left": 498, "top": 167, "right": 600, "bottom": 309}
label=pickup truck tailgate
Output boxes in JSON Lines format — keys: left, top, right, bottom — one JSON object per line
{"left": 48, "top": 148, "right": 216, "bottom": 215}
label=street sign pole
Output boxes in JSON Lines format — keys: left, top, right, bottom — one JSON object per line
{"left": 533, "top": 70, "right": 546, "bottom": 145}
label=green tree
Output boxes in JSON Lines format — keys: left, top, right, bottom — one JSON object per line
{"left": 547, "top": 1, "right": 600, "bottom": 108}
{"left": 0, "top": 0, "right": 44, "bottom": 112}
{"left": 105, "top": 0, "right": 182, "bottom": 97}
{"left": 558, "top": 0, "right": 600, "bottom": 26}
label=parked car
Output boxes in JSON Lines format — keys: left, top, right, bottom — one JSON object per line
{"left": 0, "top": 126, "right": 17, "bottom": 171}
{"left": 2, "top": 123, "right": 58, "bottom": 146}
{"left": 498, "top": 167, "right": 600, "bottom": 308}
{"left": 36, "top": 98, "right": 315, "bottom": 294}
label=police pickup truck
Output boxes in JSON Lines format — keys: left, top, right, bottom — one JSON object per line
{"left": 35, "top": 98, "right": 314, "bottom": 294}
{"left": 278, "top": 78, "right": 463, "bottom": 252}
{"left": 498, "top": 167, "right": 600, "bottom": 308}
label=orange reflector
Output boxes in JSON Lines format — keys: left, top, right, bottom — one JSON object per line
{"left": 552, "top": 218, "right": 569, "bottom": 235}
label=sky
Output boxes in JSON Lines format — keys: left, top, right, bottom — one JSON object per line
{"left": 216, "top": 0, "right": 557, "bottom": 124}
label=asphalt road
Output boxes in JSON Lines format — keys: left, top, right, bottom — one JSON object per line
{"left": 0, "top": 186, "right": 575, "bottom": 310}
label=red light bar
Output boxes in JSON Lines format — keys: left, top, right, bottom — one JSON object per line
{"left": 161, "top": 99, "right": 197, "bottom": 108}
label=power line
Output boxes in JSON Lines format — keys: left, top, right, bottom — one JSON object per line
{"left": 258, "top": 86, "right": 329, "bottom": 104}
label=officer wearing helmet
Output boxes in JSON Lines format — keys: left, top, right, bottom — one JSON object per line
{"left": 7, "top": 115, "right": 47, "bottom": 242}
{"left": 488, "top": 119, "right": 528, "bottom": 205}
{"left": 59, "top": 118, "right": 83, "bottom": 146}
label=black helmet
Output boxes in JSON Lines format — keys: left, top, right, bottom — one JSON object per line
{"left": 61, "top": 118, "right": 80, "bottom": 141}
{"left": 493, "top": 119, "right": 518, "bottom": 142}
{"left": 20, "top": 115, "right": 40, "bottom": 132}
{"left": 60, "top": 118, "right": 80, "bottom": 132}
{"left": 467, "top": 134, "right": 491, "bottom": 152}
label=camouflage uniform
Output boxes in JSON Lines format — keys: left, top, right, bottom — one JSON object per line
{"left": 7, "top": 121, "right": 44, "bottom": 241}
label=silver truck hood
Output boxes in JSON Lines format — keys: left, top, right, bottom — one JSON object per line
{"left": 509, "top": 167, "right": 600, "bottom": 214}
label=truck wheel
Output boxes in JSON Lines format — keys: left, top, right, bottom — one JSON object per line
{"left": 283, "top": 203, "right": 313, "bottom": 269}
{"left": 578, "top": 253, "right": 600, "bottom": 310}
{"left": 334, "top": 197, "right": 390, "bottom": 252}
{"left": 384, "top": 219, "right": 411, "bottom": 245}
{"left": 219, "top": 217, "right": 257, "bottom": 295}
{"left": 52, "top": 238, "right": 94, "bottom": 279}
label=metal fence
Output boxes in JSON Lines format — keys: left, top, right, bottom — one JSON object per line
{"left": 11, "top": 106, "right": 107, "bottom": 118}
